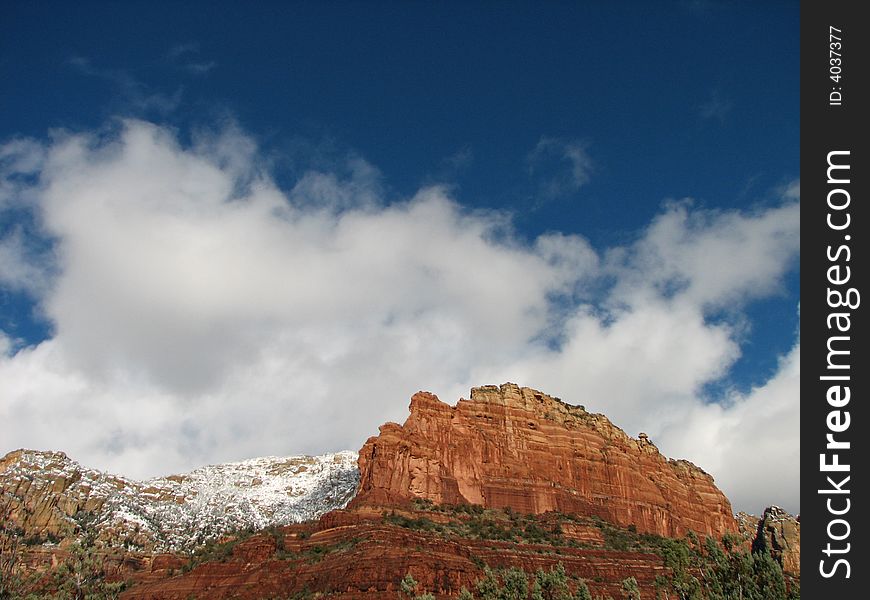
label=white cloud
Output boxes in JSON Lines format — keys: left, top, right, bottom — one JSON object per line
{"left": 0, "top": 227, "right": 51, "bottom": 295}
{"left": 606, "top": 199, "right": 800, "bottom": 310}
{"left": 656, "top": 337, "right": 800, "bottom": 515}
{"left": 0, "top": 138, "right": 45, "bottom": 177}
{"left": 0, "top": 120, "right": 799, "bottom": 514}
{"left": 1, "top": 137, "right": 46, "bottom": 211}
{"left": 471, "top": 199, "right": 800, "bottom": 513}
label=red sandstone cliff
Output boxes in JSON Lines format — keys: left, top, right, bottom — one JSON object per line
{"left": 352, "top": 383, "right": 738, "bottom": 539}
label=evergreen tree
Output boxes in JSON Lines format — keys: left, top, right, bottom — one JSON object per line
{"left": 401, "top": 574, "right": 419, "bottom": 598}
{"left": 653, "top": 532, "right": 796, "bottom": 600}
{"left": 476, "top": 567, "right": 501, "bottom": 600}
{"left": 574, "top": 580, "right": 593, "bottom": 600}
{"left": 621, "top": 577, "right": 640, "bottom": 600}
{"left": 533, "top": 564, "right": 572, "bottom": 600}
{"left": 751, "top": 551, "right": 787, "bottom": 600}
{"left": 399, "top": 573, "right": 435, "bottom": 600}
{"left": 0, "top": 495, "right": 29, "bottom": 600}
{"left": 500, "top": 567, "right": 529, "bottom": 600}
{"left": 658, "top": 538, "right": 701, "bottom": 600}
{"left": 49, "top": 525, "right": 126, "bottom": 600}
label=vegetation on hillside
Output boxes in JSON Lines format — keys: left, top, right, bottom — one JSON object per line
{"left": 388, "top": 502, "right": 799, "bottom": 600}
{"left": 1, "top": 507, "right": 127, "bottom": 600}
{"left": 2, "top": 498, "right": 798, "bottom": 599}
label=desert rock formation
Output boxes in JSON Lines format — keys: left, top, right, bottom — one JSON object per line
{"left": 353, "top": 383, "right": 738, "bottom": 539}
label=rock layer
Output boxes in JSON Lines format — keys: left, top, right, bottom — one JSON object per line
{"left": 353, "top": 383, "right": 737, "bottom": 538}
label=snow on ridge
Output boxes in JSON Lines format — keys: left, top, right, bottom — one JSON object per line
{"left": 141, "top": 451, "right": 360, "bottom": 549}
{"left": 2, "top": 449, "right": 360, "bottom": 552}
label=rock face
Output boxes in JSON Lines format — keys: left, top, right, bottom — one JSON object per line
{"left": 735, "top": 511, "right": 761, "bottom": 540}
{"left": 353, "top": 383, "right": 737, "bottom": 538}
{"left": 754, "top": 506, "right": 800, "bottom": 577}
{"left": 0, "top": 448, "right": 359, "bottom": 551}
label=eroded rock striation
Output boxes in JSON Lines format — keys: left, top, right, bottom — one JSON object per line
{"left": 353, "top": 383, "right": 738, "bottom": 538}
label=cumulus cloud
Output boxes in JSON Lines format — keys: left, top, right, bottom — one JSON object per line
{"left": 0, "top": 228, "right": 51, "bottom": 295}
{"left": 0, "top": 120, "right": 799, "bottom": 514}
{"left": 1, "top": 138, "right": 46, "bottom": 211}
{"left": 470, "top": 199, "right": 800, "bottom": 513}
{"left": 607, "top": 199, "right": 800, "bottom": 310}
{"left": 658, "top": 336, "right": 800, "bottom": 514}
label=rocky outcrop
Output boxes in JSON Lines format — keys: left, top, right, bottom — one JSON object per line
{"left": 754, "top": 506, "right": 800, "bottom": 577}
{"left": 353, "top": 383, "right": 737, "bottom": 539}
{"left": 0, "top": 448, "right": 359, "bottom": 552}
{"left": 733, "top": 508, "right": 800, "bottom": 579}
{"left": 0, "top": 449, "right": 137, "bottom": 547}
{"left": 735, "top": 511, "right": 761, "bottom": 540}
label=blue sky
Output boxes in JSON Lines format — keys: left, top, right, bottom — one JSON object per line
{"left": 0, "top": 2, "right": 799, "bottom": 513}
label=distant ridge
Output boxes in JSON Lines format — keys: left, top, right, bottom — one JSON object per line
{"left": 0, "top": 448, "right": 359, "bottom": 551}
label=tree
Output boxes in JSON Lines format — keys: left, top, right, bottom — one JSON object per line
{"left": 400, "top": 573, "right": 435, "bottom": 600}
{"left": 658, "top": 538, "right": 701, "bottom": 600}
{"left": 750, "top": 551, "right": 787, "bottom": 600}
{"left": 0, "top": 494, "right": 30, "bottom": 600}
{"left": 653, "top": 533, "right": 795, "bottom": 600}
{"left": 475, "top": 568, "right": 501, "bottom": 600}
{"left": 500, "top": 567, "right": 529, "bottom": 600}
{"left": 785, "top": 579, "right": 800, "bottom": 600}
{"left": 621, "top": 577, "right": 640, "bottom": 600}
{"left": 50, "top": 526, "right": 126, "bottom": 600}
{"left": 401, "top": 574, "right": 419, "bottom": 598}
{"left": 574, "top": 580, "right": 593, "bottom": 600}
{"left": 532, "top": 564, "right": 572, "bottom": 600}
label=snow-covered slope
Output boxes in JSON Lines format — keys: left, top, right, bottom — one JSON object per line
{"left": 0, "top": 449, "right": 359, "bottom": 551}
